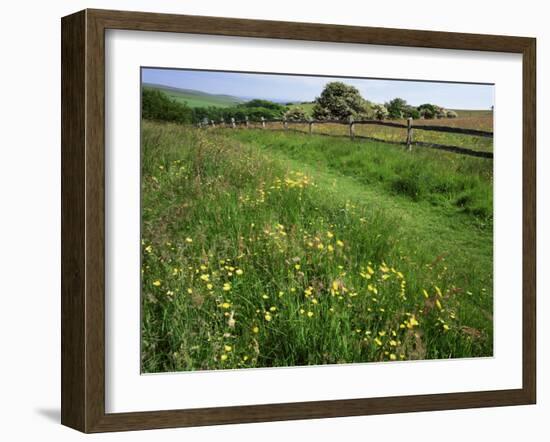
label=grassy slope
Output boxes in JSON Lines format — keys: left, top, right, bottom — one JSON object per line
{"left": 141, "top": 122, "right": 493, "bottom": 373}
{"left": 143, "top": 84, "right": 243, "bottom": 108}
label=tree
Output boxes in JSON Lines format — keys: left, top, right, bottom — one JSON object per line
{"left": 417, "top": 103, "right": 438, "bottom": 119}
{"left": 371, "top": 104, "right": 389, "bottom": 120}
{"left": 141, "top": 88, "right": 194, "bottom": 124}
{"left": 386, "top": 98, "right": 408, "bottom": 119}
{"left": 312, "top": 82, "right": 369, "bottom": 120}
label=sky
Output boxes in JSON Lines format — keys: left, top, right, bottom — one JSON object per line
{"left": 142, "top": 68, "right": 494, "bottom": 110}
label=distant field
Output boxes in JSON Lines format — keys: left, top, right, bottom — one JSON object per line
{"left": 451, "top": 109, "right": 493, "bottom": 118}
{"left": 409, "top": 114, "right": 493, "bottom": 132}
{"left": 256, "top": 118, "right": 493, "bottom": 153}
{"left": 143, "top": 83, "right": 244, "bottom": 108}
{"left": 287, "top": 102, "right": 315, "bottom": 116}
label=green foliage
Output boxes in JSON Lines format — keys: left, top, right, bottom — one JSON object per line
{"left": 386, "top": 98, "right": 422, "bottom": 120}
{"left": 240, "top": 99, "right": 285, "bottom": 112}
{"left": 372, "top": 104, "right": 389, "bottom": 120}
{"left": 386, "top": 98, "right": 408, "bottom": 119}
{"left": 190, "top": 99, "right": 285, "bottom": 124}
{"left": 284, "top": 106, "right": 307, "bottom": 121}
{"left": 312, "top": 81, "right": 370, "bottom": 120}
{"left": 141, "top": 88, "right": 194, "bottom": 124}
{"left": 418, "top": 103, "right": 438, "bottom": 119}
{"left": 403, "top": 106, "right": 421, "bottom": 119}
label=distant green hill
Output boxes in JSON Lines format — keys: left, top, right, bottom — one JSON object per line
{"left": 143, "top": 83, "right": 245, "bottom": 108}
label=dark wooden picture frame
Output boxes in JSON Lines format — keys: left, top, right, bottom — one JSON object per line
{"left": 61, "top": 8, "right": 536, "bottom": 433}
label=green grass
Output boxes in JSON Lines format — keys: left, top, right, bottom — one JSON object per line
{"left": 286, "top": 102, "right": 315, "bottom": 116}
{"left": 141, "top": 121, "right": 493, "bottom": 373}
{"left": 143, "top": 84, "right": 243, "bottom": 108}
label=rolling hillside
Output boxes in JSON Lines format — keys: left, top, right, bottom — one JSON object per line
{"left": 143, "top": 83, "right": 245, "bottom": 108}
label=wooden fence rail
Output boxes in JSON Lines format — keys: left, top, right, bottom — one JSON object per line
{"left": 197, "top": 117, "right": 493, "bottom": 159}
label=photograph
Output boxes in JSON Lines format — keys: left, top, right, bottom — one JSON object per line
{"left": 139, "top": 67, "right": 495, "bottom": 374}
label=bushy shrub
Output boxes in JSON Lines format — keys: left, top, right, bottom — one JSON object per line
{"left": 417, "top": 103, "right": 438, "bottom": 119}
{"left": 403, "top": 106, "right": 420, "bottom": 119}
{"left": 386, "top": 98, "right": 408, "bottom": 119}
{"left": 191, "top": 101, "right": 284, "bottom": 124}
{"left": 446, "top": 110, "right": 458, "bottom": 118}
{"left": 435, "top": 107, "right": 447, "bottom": 119}
{"left": 371, "top": 104, "right": 389, "bottom": 120}
{"left": 239, "top": 99, "right": 285, "bottom": 113}
{"left": 312, "top": 82, "right": 369, "bottom": 120}
{"left": 142, "top": 88, "right": 194, "bottom": 124}
{"left": 284, "top": 107, "right": 307, "bottom": 121}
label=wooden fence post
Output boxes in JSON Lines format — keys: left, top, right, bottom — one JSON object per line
{"left": 245, "top": 116, "right": 249, "bottom": 128}
{"left": 210, "top": 119, "right": 216, "bottom": 128}
{"left": 283, "top": 117, "right": 288, "bottom": 131}
{"left": 261, "top": 117, "right": 266, "bottom": 129}
{"left": 231, "top": 117, "right": 236, "bottom": 129}
{"left": 309, "top": 119, "right": 314, "bottom": 135}
{"left": 406, "top": 117, "right": 413, "bottom": 151}
{"left": 349, "top": 116, "right": 355, "bottom": 140}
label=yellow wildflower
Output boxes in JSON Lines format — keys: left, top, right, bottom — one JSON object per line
{"left": 235, "top": 269, "right": 244, "bottom": 276}
{"left": 185, "top": 237, "right": 193, "bottom": 243}
{"left": 220, "top": 354, "right": 228, "bottom": 361}
{"left": 307, "top": 311, "right": 314, "bottom": 318}
{"left": 252, "top": 326, "right": 259, "bottom": 334}
{"left": 264, "top": 313, "right": 272, "bottom": 321}
{"left": 152, "top": 280, "right": 161, "bottom": 287}
{"left": 224, "top": 345, "right": 232, "bottom": 352}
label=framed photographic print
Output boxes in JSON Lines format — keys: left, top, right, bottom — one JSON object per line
{"left": 61, "top": 9, "right": 536, "bottom": 433}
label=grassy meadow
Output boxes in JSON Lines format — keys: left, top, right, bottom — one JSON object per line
{"left": 143, "top": 83, "right": 244, "bottom": 108}
{"left": 141, "top": 120, "right": 493, "bottom": 373}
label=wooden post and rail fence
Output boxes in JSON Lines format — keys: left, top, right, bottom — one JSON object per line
{"left": 197, "top": 116, "right": 493, "bottom": 159}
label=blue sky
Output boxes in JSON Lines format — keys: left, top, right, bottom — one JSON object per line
{"left": 142, "top": 68, "right": 494, "bottom": 110}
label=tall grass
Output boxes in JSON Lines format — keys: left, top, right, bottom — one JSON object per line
{"left": 141, "top": 121, "right": 493, "bottom": 373}
{"left": 231, "top": 129, "right": 493, "bottom": 224}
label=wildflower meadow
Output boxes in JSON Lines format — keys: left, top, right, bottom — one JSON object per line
{"left": 140, "top": 120, "right": 493, "bottom": 373}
